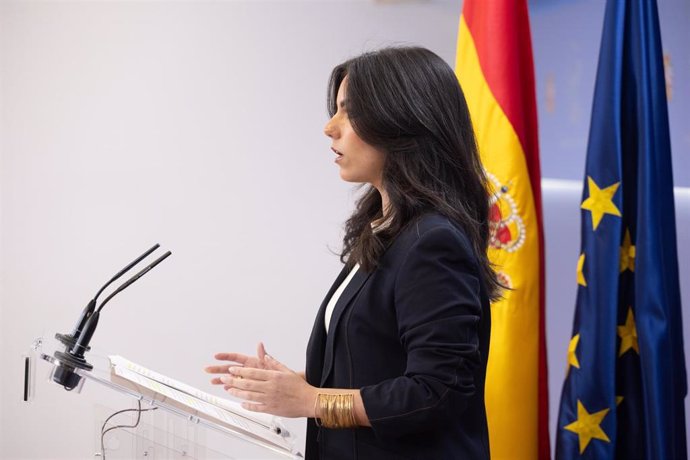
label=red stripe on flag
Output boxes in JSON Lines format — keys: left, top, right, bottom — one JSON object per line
{"left": 462, "top": 0, "right": 538, "bottom": 168}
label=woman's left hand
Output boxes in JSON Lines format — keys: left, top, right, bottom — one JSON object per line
{"left": 219, "top": 346, "right": 318, "bottom": 418}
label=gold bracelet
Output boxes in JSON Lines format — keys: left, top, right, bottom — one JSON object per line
{"left": 313, "top": 394, "right": 322, "bottom": 427}
{"left": 315, "top": 393, "right": 357, "bottom": 429}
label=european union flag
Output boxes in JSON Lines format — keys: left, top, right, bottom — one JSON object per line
{"left": 555, "top": 1, "right": 686, "bottom": 459}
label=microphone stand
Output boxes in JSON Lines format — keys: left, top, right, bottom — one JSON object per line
{"left": 52, "top": 245, "right": 172, "bottom": 390}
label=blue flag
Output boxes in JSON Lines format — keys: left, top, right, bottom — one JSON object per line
{"left": 555, "top": 1, "right": 686, "bottom": 459}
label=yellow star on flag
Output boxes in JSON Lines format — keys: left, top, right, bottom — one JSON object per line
{"left": 616, "top": 396, "right": 624, "bottom": 406}
{"left": 564, "top": 400, "right": 611, "bottom": 454}
{"left": 567, "top": 334, "right": 581, "bottom": 373}
{"left": 618, "top": 307, "right": 639, "bottom": 356}
{"left": 581, "top": 176, "right": 622, "bottom": 230}
{"left": 620, "top": 229, "right": 636, "bottom": 272}
{"left": 577, "top": 253, "right": 587, "bottom": 286}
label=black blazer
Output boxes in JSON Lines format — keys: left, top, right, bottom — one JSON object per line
{"left": 305, "top": 213, "right": 491, "bottom": 460}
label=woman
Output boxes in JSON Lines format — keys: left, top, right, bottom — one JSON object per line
{"left": 206, "top": 46, "right": 500, "bottom": 459}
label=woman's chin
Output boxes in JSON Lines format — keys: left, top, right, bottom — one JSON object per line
{"left": 338, "top": 170, "right": 356, "bottom": 182}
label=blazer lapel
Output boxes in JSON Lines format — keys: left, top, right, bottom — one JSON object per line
{"left": 320, "top": 267, "right": 373, "bottom": 387}
{"left": 305, "top": 265, "right": 349, "bottom": 386}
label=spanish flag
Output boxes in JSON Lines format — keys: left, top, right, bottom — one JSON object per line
{"left": 455, "top": 1, "right": 549, "bottom": 459}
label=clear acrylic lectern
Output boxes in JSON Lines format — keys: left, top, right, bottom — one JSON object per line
{"left": 28, "top": 333, "right": 303, "bottom": 459}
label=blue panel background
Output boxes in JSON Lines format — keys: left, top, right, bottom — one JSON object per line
{"left": 529, "top": 0, "right": 689, "bottom": 187}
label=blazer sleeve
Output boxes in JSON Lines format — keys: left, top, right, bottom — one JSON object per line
{"left": 359, "top": 224, "right": 484, "bottom": 439}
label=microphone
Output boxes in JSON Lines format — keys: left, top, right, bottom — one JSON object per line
{"left": 52, "top": 245, "right": 172, "bottom": 390}
{"left": 55, "top": 244, "right": 161, "bottom": 351}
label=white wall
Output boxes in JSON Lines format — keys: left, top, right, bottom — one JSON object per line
{"left": 0, "top": 1, "right": 460, "bottom": 458}
{"left": 0, "top": 0, "right": 5, "bottom": 450}
{"left": 2, "top": 1, "right": 689, "bottom": 459}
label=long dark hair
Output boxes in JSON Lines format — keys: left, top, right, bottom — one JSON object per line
{"left": 327, "top": 46, "right": 501, "bottom": 300}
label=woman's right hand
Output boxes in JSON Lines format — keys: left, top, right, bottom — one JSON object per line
{"left": 205, "top": 342, "right": 270, "bottom": 385}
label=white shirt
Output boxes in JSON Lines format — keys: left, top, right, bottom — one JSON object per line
{"left": 324, "top": 263, "right": 360, "bottom": 334}
{"left": 324, "top": 216, "right": 389, "bottom": 333}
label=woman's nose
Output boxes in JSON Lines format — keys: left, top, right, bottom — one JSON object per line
{"left": 324, "top": 118, "right": 338, "bottom": 139}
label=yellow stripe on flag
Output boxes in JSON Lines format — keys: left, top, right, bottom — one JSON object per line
{"left": 456, "top": 16, "right": 541, "bottom": 460}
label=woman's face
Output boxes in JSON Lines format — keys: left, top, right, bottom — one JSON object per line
{"left": 324, "top": 77, "right": 386, "bottom": 189}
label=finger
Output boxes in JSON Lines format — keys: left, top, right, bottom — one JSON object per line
{"left": 204, "top": 365, "right": 231, "bottom": 374}
{"left": 264, "top": 354, "right": 291, "bottom": 372}
{"left": 230, "top": 366, "right": 272, "bottom": 381}
{"left": 220, "top": 375, "right": 267, "bottom": 392}
{"left": 214, "top": 352, "right": 251, "bottom": 364}
{"left": 210, "top": 377, "right": 226, "bottom": 385}
{"left": 224, "top": 387, "right": 265, "bottom": 403}
{"left": 257, "top": 342, "right": 267, "bottom": 363}
{"left": 242, "top": 402, "right": 268, "bottom": 413}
